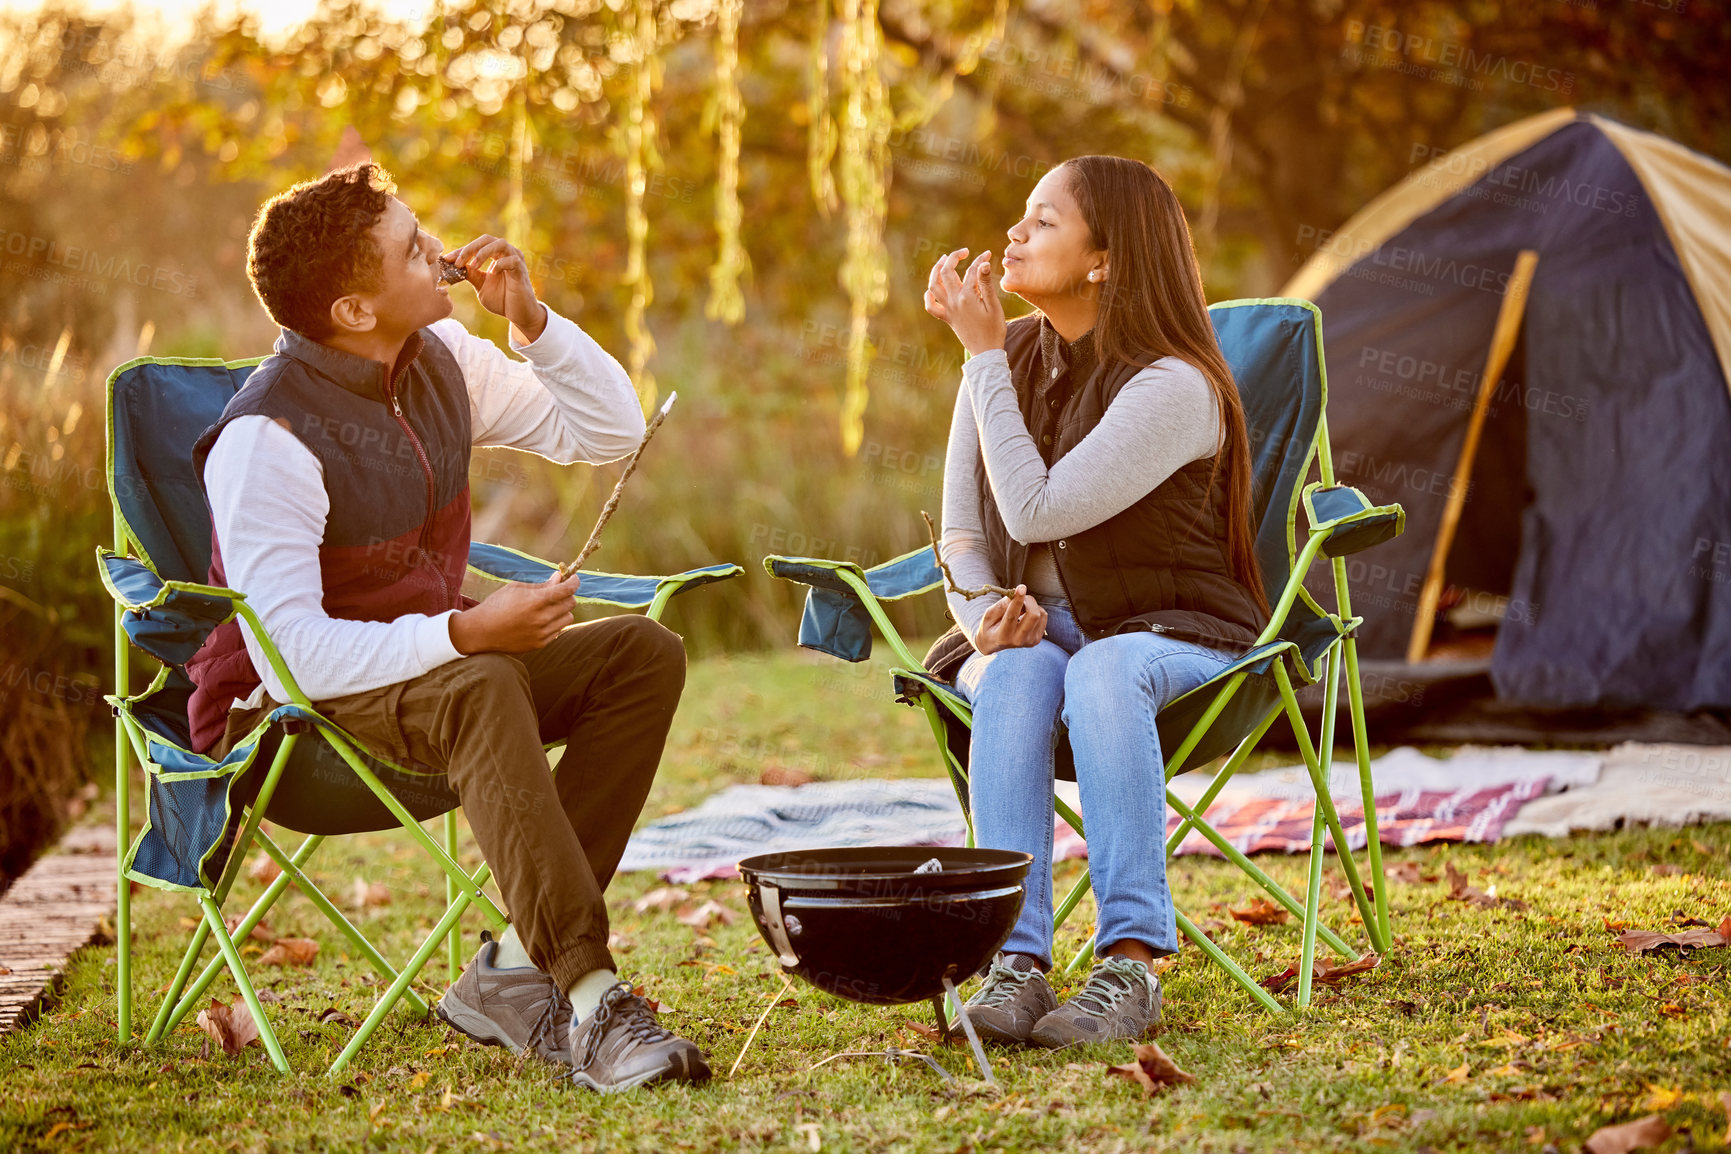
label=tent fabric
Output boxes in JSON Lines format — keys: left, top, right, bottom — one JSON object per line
{"left": 1594, "top": 118, "right": 1731, "bottom": 394}
{"left": 1280, "top": 114, "right": 1731, "bottom": 710}
{"left": 1283, "top": 107, "right": 1577, "bottom": 303}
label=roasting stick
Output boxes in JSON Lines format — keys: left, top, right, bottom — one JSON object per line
{"left": 728, "top": 972, "right": 795, "bottom": 1079}
{"left": 557, "top": 391, "right": 677, "bottom": 580}
{"left": 920, "top": 510, "right": 1015, "bottom": 600}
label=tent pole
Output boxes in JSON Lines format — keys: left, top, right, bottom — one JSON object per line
{"left": 1406, "top": 249, "right": 1540, "bottom": 664}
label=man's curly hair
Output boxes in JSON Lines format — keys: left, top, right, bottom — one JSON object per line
{"left": 247, "top": 162, "right": 400, "bottom": 339}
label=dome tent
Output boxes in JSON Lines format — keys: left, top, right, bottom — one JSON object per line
{"left": 1283, "top": 109, "right": 1731, "bottom": 711}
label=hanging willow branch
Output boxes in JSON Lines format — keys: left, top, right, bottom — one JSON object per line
{"left": 506, "top": 68, "right": 531, "bottom": 252}
{"left": 835, "top": 0, "right": 891, "bottom": 458}
{"left": 805, "top": 0, "right": 839, "bottom": 216}
{"left": 705, "top": 0, "right": 748, "bottom": 324}
{"left": 622, "top": 0, "right": 662, "bottom": 412}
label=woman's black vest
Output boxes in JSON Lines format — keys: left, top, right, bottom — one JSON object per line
{"left": 924, "top": 313, "right": 1268, "bottom": 683}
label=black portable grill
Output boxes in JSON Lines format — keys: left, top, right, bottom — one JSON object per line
{"left": 737, "top": 846, "right": 1032, "bottom": 1084}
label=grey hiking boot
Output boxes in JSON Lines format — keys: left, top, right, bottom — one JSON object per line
{"left": 434, "top": 930, "right": 573, "bottom": 1068}
{"left": 1029, "top": 954, "right": 1162, "bottom": 1049}
{"left": 568, "top": 981, "right": 711, "bottom": 1093}
{"left": 960, "top": 952, "right": 1058, "bottom": 1044}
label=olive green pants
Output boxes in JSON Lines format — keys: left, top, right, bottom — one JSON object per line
{"left": 214, "top": 615, "right": 686, "bottom": 990}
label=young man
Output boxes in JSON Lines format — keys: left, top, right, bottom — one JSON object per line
{"left": 186, "top": 162, "right": 709, "bottom": 1092}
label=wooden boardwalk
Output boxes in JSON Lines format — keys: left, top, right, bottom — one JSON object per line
{"left": 0, "top": 823, "right": 116, "bottom": 1034}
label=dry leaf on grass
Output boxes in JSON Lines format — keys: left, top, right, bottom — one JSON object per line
{"left": 1258, "top": 953, "right": 1381, "bottom": 994}
{"left": 222, "top": 914, "right": 277, "bottom": 943}
{"left": 902, "top": 1019, "right": 943, "bottom": 1041}
{"left": 760, "top": 764, "right": 815, "bottom": 787}
{"left": 1613, "top": 925, "right": 1727, "bottom": 955}
{"left": 195, "top": 997, "right": 260, "bottom": 1057}
{"left": 1229, "top": 898, "right": 1289, "bottom": 926}
{"left": 318, "top": 1007, "right": 359, "bottom": 1028}
{"left": 1444, "top": 862, "right": 1528, "bottom": 911}
{"left": 1384, "top": 860, "right": 1434, "bottom": 884}
{"left": 351, "top": 879, "right": 391, "bottom": 909}
{"left": 631, "top": 887, "right": 690, "bottom": 914}
{"left": 675, "top": 900, "right": 736, "bottom": 930}
{"left": 1583, "top": 1114, "right": 1671, "bottom": 1154}
{"left": 1718, "top": 1091, "right": 1731, "bottom": 1146}
{"left": 257, "top": 937, "right": 319, "bottom": 967}
{"left": 247, "top": 851, "right": 282, "bottom": 885}
{"left": 1104, "top": 1041, "right": 1196, "bottom": 1096}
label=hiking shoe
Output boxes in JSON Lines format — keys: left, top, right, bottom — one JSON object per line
{"left": 434, "top": 931, "right": 572, "bottom": 1068}
{"left": 959, "top": 952, "right": 1058, "bottom": 1044}
{"left": 1029, "top": 954, "right": 1162, "bottom": 1049}
{"left": 568, "top": 981, "right": 710, "bottom": 1093}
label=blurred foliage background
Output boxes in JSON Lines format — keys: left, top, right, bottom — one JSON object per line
{"left": 1, "top": 0, "right": 1727, "bottom": 875}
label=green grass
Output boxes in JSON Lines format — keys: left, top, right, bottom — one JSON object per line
{"left": 4, "top": 643, "right": 1730, "bottom": 1153}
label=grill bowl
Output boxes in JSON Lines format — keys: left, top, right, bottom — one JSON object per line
{"left": 737, "top": 847, "right": 1031, "bottom": 1005}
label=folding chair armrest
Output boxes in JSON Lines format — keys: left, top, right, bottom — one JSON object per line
{"left": 1302, "top": 483, "right": 1406, "bottom": 558}
{"left": 96, "top": 547, "right": 242, "bottom": 614}
{"left": 763, "top": 547, "right": 941, "bottom": 667}
{"left": 466, "top": 541, "right": 743, "bottom": 610}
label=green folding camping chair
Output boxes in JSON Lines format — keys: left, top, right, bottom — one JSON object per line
{"left": 765, "top": 299, "right": 1406, "bottom": 1012}
{"left": 102, "top": 352, "right": 743, "bottom": 1073}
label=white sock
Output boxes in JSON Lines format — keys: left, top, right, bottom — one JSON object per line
{"left": 490, "top": 925, "right": 535, "bottom": 971}
{"left": 568, "top": 967, "right": 621, "bottom": 1021}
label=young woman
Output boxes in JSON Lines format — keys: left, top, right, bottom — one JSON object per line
{"left": 922, "top": 155, "right": 1271, "bottom": 1047}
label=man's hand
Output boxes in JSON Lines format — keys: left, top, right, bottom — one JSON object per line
{"left": 974, "top": 584, "right": 1048, "bottom": 655}
{"left": 449, "top": 571, "right": 582, "bottom": 655}
{"left": 441, "top": 234, "right": 549, "bottom": 344}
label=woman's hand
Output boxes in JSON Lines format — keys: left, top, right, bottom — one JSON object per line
{"left": 974, "top": 585, "right": 1047, "bottom": 655}
{"left": 924, "top": 247, "right": 1006, "bottom": 357}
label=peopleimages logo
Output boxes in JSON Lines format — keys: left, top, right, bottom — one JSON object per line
{"left": 1343, "top": 21, "right": 1575, "bottom": 95}
{"left": 0, "top": 230, "right": 198, "bottom": 297}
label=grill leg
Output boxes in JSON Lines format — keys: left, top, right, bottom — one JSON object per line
{"left": 941, "top": 975, "right": 996, "bottom": 1087}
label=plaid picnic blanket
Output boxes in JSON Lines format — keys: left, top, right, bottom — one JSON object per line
{"left": 622, "top": 773, "right": 1554, "bottom": 883}
{"left": 1052, "top": 778, "right": 1553, "bottom": 862}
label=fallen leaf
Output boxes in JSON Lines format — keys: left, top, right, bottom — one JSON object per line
{"left": 1613, "top": 928, "right": 1726, "bottom": 955}
{"left": 902, "top": 1019, "right": 942, "bottom": 1040}
{"left": 1105, "top": 1041, "right": 1196, "bottom": 1096}
{"left": 1439, "top": 1062, "right": 1470, "bottom": 1085}
{"left": 760, "top": 764, "right": 815, "bottom": 787}
{"left": 631, "top": 887, "right": 690, "bottom": 914}
{"left": 1583, "top": 1114, "right": 1671, "bottom": 1154}
{"left": 351, "top": 879, "right": 391, "bottom": 909}
{"left": 1640, "top": 1084, "right": 1683, "bottom": 1111}
{"left": 257, "top": 937, "right": 320, "bottom": 966}
{"left": 675, "top": 900, "right": 736, "bottom": 930}
{"left": 607, "top": 931, "right": 636, "bottom": 953}
{"left": 1257, "top": 953, "right": 1381, "bottom": 994}
{"left": 195, "top": 998, "right": 261, "bottom": 1057}
{"left": 247, "top": 851, "right": 282, "bottom": 885}
{"left": 1718, "top": 1091, "right": 1731, "bottom": 1146}
{"left": 1445, "top": 862, "right": 1528, "bottom": 911}
{"left": 1602, "top": 916, "right": 1632, "bottom": 932}
{"left": 318, "top": 1007, "right": 358, "bottom": 1028}
{"left": 1384, "top": 861, "right": 1434, "bottom": 884}
{"left": 1229, "top": 898, "right": 1289, "bottom": 926}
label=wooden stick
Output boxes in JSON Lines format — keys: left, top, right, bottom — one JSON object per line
{"left": 920, "top": 510, "right": 1015, "bottom": 601}
{"left": 1406, "top": 250, "right": 1539, "bottom": 664}
{"left": 557, "top": 392, "right": 677, "bottom": 580}
{"left": 728, "top": 972, "right": 795, "bottom": 1079}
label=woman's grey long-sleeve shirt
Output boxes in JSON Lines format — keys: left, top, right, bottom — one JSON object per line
{"left": 939, "top": 342, "right": 1222, "bottom": 645}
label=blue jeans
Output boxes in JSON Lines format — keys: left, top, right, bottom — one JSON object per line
{"left": 954, "top": 602, "right": 1238, "bottom": 968}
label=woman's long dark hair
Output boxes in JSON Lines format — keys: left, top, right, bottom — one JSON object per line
{"left": 1058, "top": 155, "right": 1270, "bottom": 616}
